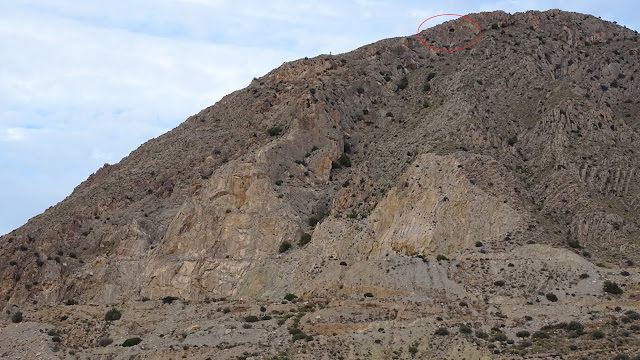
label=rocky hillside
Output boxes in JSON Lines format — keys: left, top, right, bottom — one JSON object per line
{"left": 1, "top": 9, "right": 640, "bottom": 359}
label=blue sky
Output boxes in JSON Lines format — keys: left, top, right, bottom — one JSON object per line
{"left": 1, "top": 0, "right": 638, "bottom": 236}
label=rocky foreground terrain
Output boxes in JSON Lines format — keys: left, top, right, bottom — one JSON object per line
{"left": 1, "top": 9, "right": 640, "bottom": 359}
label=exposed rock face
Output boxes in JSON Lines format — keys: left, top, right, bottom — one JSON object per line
{"left": 1, "top": 9, "right": 640, "bottom": 359}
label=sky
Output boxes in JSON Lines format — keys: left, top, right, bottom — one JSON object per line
{"left": 1, "top": 0, "right": 638, "bottom": 236}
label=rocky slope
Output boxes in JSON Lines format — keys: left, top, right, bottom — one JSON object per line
{"left": 1, "top": 9, "right": 640, "bottom": 359}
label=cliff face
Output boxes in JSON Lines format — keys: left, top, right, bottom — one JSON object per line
{"left": 1, "top": 9, "right": 640, "bottom": 359}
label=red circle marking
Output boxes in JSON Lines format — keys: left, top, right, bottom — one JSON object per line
{"left": 417, "top": 14, "right": 482, "bottom": 52}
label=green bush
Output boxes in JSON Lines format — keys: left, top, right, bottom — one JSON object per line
{"left": 493, "top": 333, "right": 508, "bottom": 342}
{"left": 545, "top": 293, "right": 558, "bottom": 302}
{"left": 357, "top": 87, "right": 365, "bottom": 94}
{"left": 64, "top": 299, "right": 78, "bottom": 306}
{"left": 11, "top": 311, "right": 22, "bottom": 323}
{"left": 475, "top": 241, "right": 483, "bottom": 247}
{"left": 460, "top": 325, "right": 472, "bottom": 334}
{"left": 475, "top": 330, "right": 488, "bottom": 339}
{"left": 278, "top": 241, "right": 292, "bottom": 253}
{"left": 284, "top": 293, "right": 298, "bottom": 302}
{"left": 532, "top": 330, "right": 549, "bottom": 339}
{"left": 292, "top": 332, "right": 307, "bottom": 341}
{"left": 308, "top": 217, "right": 318, "bottom": 227}
{"left": 104, "top": 308, "right": 121, "bottom": 321}
{"left": 494, "top": 280, "right": 505, "bottom": 287}
{"left": 435, "top": 327, "right": 449, "bottom": 336}
{"left": 244, "top": 315, "right": 259, "bottom": 322}
{"left": 422, "top": 100, "right": 430, "bottom": 108}
{"left": 98, "top": 337, "right": 113, "bottom": 347}
{"left": 267, "top": 126, "right": 282, "bottom": 136}
{"left": 338, "top": 154, "right": 352, "bottom": 167}
{"left": 299, "top": 233, "right": 311, "bottom": 246}
{"left": 122, "top": 337, "right": 142, "bottom": 347}
{"left": 603, "top": 280, "right": 623, "bottom": 294}
{"left": 591, "top": 330, "right": 604, "bottom": 339}
{"left": 423, "top": 83, "right": 431, "bottom": 92}
{"left": 516, "top": 330, "right": 530, "bottom": 338}
{"left": 436, "top": 255, "right": 448, "bottom": 261}
{"left": 426, "top": 72, "right": 436, "bottom": 81}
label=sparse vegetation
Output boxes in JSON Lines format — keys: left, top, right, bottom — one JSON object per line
{"left": 284, "top": 293, "right": 298, "bottom": 302}
{"left": 603, "top": 280, "right": 623, "bottom": 294}
{"left": 397, "top": 76, "right": 409, "bottom": 90}
{"left": 546, "top": 292, "right": 558, "bottom": 302}
{"left": 435, "top": 327, "right": 449, "bottom": 336}
{"left": 104, "top": 308, "right": 121, "bottom": 321}
{"left": 162, "top": 296, "right": 179, "bottom": 304}
{"left": 338, "top": 153, "right": 352, "bottom": 167}
{"left": 267, "top": 126, "right": 282, "bottom": 136}
{"left": 245, "top": 315, "right": 259, "bottom": 322}
{"left": 299, "top": 233, "right": 311, "bottom": 246}
{"left": 436, "top": 254, "right": 448, "bottom": 261}
{"left": 122, "top": 337, "right": 142, "bottom": 347}
{"left": 278, "top": 241, "right": 292, "bottom": 253}
{"left": 98, "top": 337, "right": 113, "bottom": 347}
{"left": 11, "top": 311, "right": 22, "bottom": 323}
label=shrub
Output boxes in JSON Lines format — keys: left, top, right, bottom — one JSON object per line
{"left": 284, "top": 293, "right": 298, "bottom": 301}
{"left": 275, "top": 180, "right": 283, "bottom": 186}
{"left": 460, "top": 325, "right": 472, "bottom": 334}
{"left": 545, "top": 293, "right": 558, "bottom": 302}
{"left": 592, "top": 330, "right": 604, "bottom": 339}
{"left": 51, "top": 336, "right": 61, "bottom": 342}
{"left": 267, "top": 126, "right": 282, "bottom": 136}
{"left": 162, "top": 296, "right": 179, "bottom": 304}
{"left": 567, "top": 239, "right": 581, "bottom": 248}
{"left": 436, "top": 255, "right": 448, "bottom": 261}
{"left": 475, "top": 330, "right": 488, "bottom": 339}
{"left": 422, "top": 100, "right": 430, "bottom": 108}
{"left": 603, "top": 280, "right": 623, "bottom": 294}
{"left": 397, "top": 76, "right": 409, "bottom": 90}
{"left": 47, "top": 329, "right": 59, "bottom": 336}
{"left": 122, "top": 337, "right": 142, "bottom": 347}
{"left": 278, "top": 241, "right": 292, "bottom": 253}
{"left": 493, "top": 333, "right": 508, "bottom": 342}
{"left": 64, "top": 299, "right": 78, "bottom": 306}
{"left": 364, "top": 292, "right": 374, "bottom": 298}
{"left": 98, "top": 337, "right": 113, "bottom": 347}
{"left": 292, "top": 332, "right": 307, "bottom": 341}
{"left": 423, "top": 83, "right": 431, "bottom": 92}
{"left": 245, "top": 315, "right": 259, "bottom": 323}
{"left": 492, "top": 23, "right": 499, "bottom": 29}
{"left": 435, "top": 327, "right": 449, "bottom": 336}
{"left": 104, "top": 308, "right": 121, "bottom": 321}
{"left": 299, "top": 233, "right": 311, "bottom": 246}
{"left": 426, "top": 72, "right": 436, "bottom": 81}
{"left": 532, "top": 330, "right": 549, "bottom": 339}
{"left": 308, "top": 217, "right": 318, "bottom": 227}
{"left": 222, "top": 307, "right": 231, "bottom": 314}
{"left": 516, "top": 330, "right": 530, "bottom": 338}
{"left": 494, "top": 280, "right": 505, "bottom": 287}
{"left": 475, "top": 241, "right": 483, "bottom": 247}
{"left": 11, "top": 311, "right": 22, "bottom": 323}
{"left": 357, "top": 87, "right": 365, "bottom": 94}
{"left": 338, "top": 154, "right": 351, "bottom": 167}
